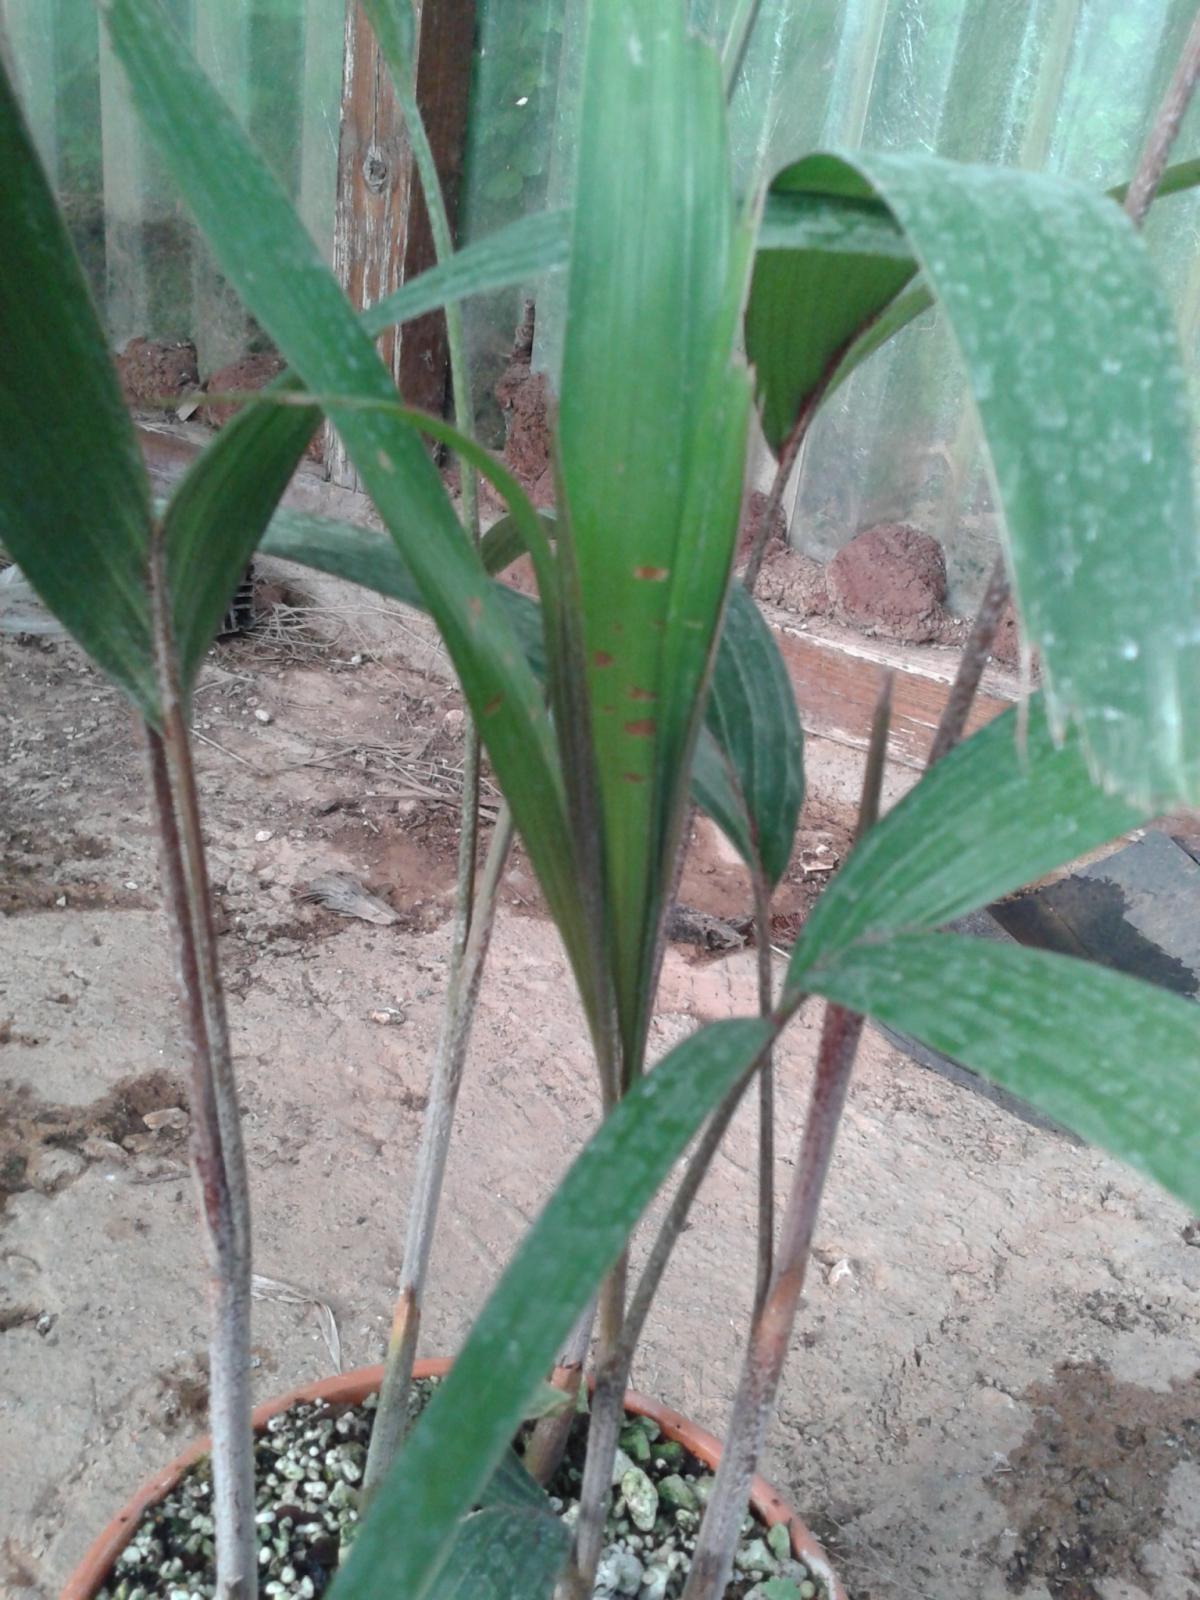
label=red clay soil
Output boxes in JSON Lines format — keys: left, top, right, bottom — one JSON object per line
{"left": 495, "top": 361, "right": 554, "bottom": 508}
{"left": 113, "top": 338, "right": 198, "bottom": 411}
{"left": 826, "top": 522, "right": 950, "bottom": 643}
{"left": 753, "top": 520, "right": 1028, "bottom": 669}
{"left": 199, "top": 351, "right": 323, "bottom": 461}
{"left": 198, "top": 351, "right": 286, "bottom": 429}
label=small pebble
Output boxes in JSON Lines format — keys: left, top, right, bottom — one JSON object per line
{"left": 143, "top": 1108, "right": 189, "bottom": 1132}
{"left": 255, "top": 828, "right": 274, "bottom": 843}
{"left": 254, "top": 708, "right": 273, "bottom": 724}
{"left": 767, "top": 1522, "right": 792, "bottom": 1562}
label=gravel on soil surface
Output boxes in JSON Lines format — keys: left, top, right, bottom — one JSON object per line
{"left": 99, "top": 1383, "right": 824, "bottom": 1600}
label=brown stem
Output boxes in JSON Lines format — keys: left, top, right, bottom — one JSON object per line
{"left": 751, "top": 867, "right": 775, "bottom": 1310}
{"left": 926, "top": 554, "right": 1009, "bottom": 769}
{"left": 1124, "top": 7, "right": 1200, "bottom": 229}
{"left": 555, "top": 1249, "right": 628, "bottom": 1594}
{"left": 523, "top": 1296, "right": 598, "bottom": 1486}
{"left": 363, "top": 806, "right": 516, "bottom": 1495}
{"left": 452, "top": 728, "right": 481, "bottom": 942}
{"left": 680, "top": 675, "right": 892, "bottom": 1600}
{"left": 925, "top": 11, "right": 1200, "bottom": 786}
{"left": 741, "top": 403, "right": 811, "bottom": 598}
{"left": 146, "top": 539, "right": 255, "bottom": 1600}
{"left": 742, "top": 319, "right": 881, "bottom": 599}
{"left": 564, "top": 1054, "right": 771, "bottom": 1597}
{"left": 679, "top": 1005, "right": 866, "bottom": 1600}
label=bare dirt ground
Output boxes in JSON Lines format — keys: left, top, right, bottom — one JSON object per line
{"left": 2, "top": 611, "right": 1198, "bottom": 1600}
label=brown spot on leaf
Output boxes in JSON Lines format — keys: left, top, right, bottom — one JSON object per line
{"left": 624, "top": 719, "right": 656, "bottom": 737}
{"left": 627, "top": 686, "right": 656, "bottom": 702}
{"left": 622, "top": 772, "right": 646, "bottom": 784}
{"left": 483, "top": 693, "right": 504, "bottom": 716}
{"left": 633, "top": 565, "right": 669, "bottom": 581}
{"left": 593, "top": 651, "right": 615, "bottom": 668}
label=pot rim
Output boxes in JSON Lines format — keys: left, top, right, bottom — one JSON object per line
{"left": 61, "top": 1359, "right": 845, "bottom": 1600}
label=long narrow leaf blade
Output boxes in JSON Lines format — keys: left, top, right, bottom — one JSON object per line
{"left": 789, "top": 698, "right": 1141, "bottom": 986}
{"left": 690, "top": 729, "right": 756, "bottom": 872}
{"left": 757, "top": 189, "right": 913, "bottom": 259}
{"left": 803, "top": 934, "right": 1200, "bottom": 1212}
{"left": 331, "top": 1017, "right": 772, "bottom": 1600}
{"left": 104, "top": 0, "right": 592, "bottom": 1006}
{"left": 1107, "top": 154, "right": 1200, "bottom": 206}
{"left": 427, "top": 1506, "right": 568, "bottom": 1600}
{"left": 754, "top": 149, "right": 1200, "bottom": 808}
{"left": 0, "top": 54, "right": 156, "bottom": 718}
{"left": 164, "top": 378, "right": 319, "bottom": 690}
{"left": 705, "top": 582, "right": 804, "bottom": 886}
{"left": 362, "top": 210, "right": 569, "bottom": 339}
{"left": 748, "top": 161, "right": 917, "bottom": 449}
{"left": 556, "top": 0, "right": 752, "bottom": 1054}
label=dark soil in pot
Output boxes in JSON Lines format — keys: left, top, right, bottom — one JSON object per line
{"left": 97, "top": 1381, "right": 827, "bottom": 1600}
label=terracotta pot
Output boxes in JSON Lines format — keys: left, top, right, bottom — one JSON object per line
{"left": 62, "top": 1359, "right": 845, "bottom": 1600}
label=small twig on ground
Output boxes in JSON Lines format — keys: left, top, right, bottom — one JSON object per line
{"left": 190, "top": 728, "right": 266, "bottom": 774}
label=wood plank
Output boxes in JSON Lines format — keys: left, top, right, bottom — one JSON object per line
{"left": 400, "top": 0, "right": 473, "bottom": 401}
{"left": 139, "top": 419, "right": 381, "bottom": 529}
{"left": 772, "top": 620, "right": 1015, "bottom": 769}
{"left": 328, "top": 0, "right": 473, "bottom": 486}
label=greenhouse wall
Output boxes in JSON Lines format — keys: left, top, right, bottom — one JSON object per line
{"left": 3, "top": 0, "right": 1199, "bottom": 611}
{"left": 0, "top": 0, "right": 343, "bottom": 374}
{"left": 516, "top": 0, "right": 1200, "bottom": 610}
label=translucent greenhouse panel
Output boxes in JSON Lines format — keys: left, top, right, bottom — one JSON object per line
{"left": 530, "top": 0, "right": 861, "bottom": 396}
{"left": 1, "top": 0, "right": 106, "bottom": 305}
{"left": 457, "top": 0, "right": 570, "bottom": 444}
{"left": 488, "top": 0, "right": 1200, "bottom": 616}
{"left": 0, "top": 0, "right": 342, "bottom": 380}
{"left": 98, "top": 0, "right": 196, "bottom": 352}
{"left": 784, "top": 0, "right": 1200, "bottom": 613}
